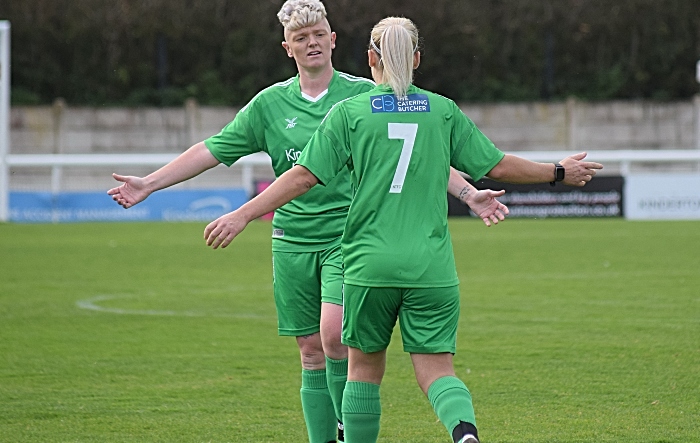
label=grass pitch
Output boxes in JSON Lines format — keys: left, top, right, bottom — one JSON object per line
{"left": 1, "top": 219, "right": 698, "bottom": 442}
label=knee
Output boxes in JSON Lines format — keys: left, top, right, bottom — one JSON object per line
{"left": 321, "top": 333, "right": 347, "bottom": 360}
{"left": 297, "top": 334, "right": 326, "bottom": 370}
{"left": 411, "top": 353, "right": 456, "bottom": 395}
{"left": 320, "top": 304, "right": 347, "bottom": 359}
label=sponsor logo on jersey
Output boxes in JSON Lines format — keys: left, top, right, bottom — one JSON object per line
{"left": 285, "top": 148, "right": 302, "bottom": 162}
{"left": 285, "top": 117, "right": 298, "bottom": 129}
{"left": 370, "top": 94, "right": 430, "bottom": 113}
{"left": 272, "top": 229, "right": 284, "bottom": 238}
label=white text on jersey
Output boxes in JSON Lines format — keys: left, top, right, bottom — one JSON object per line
{"left": 285, "top": 149, "right": 302, "bottom": 162}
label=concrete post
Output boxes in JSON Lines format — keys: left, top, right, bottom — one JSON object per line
{"left": 0, "top": 21, "right": 10, "bottom": 222}
{"left": 185, "top": 97, "right": 198, "bottom": 147}
{"left": 51, "top": 98, "right": 65, "bottom": 196}
{"left": 694, "top": 94, "right": 700, "bottom": 151}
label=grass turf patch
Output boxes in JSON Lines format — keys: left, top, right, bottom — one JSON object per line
{"left": 1, "top": 219, "right": 698, "bottom": 442}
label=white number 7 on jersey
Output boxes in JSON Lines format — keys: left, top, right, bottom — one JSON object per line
{"left": 388, "top": 123, "right": 418, "bottom": 194}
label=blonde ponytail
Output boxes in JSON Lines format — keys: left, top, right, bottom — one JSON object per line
{"left": 369, "top": 17, "right": 419, "bottom": 98}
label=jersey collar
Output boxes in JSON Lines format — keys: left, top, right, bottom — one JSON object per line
{"left": 372, "top": 83, "right": 419, "bottom": 96}
{"left": 294, "top": 70, "right": 339, "bottom": 103}
{"left": 301, "top": 89, "right": 329, "bottom": 102}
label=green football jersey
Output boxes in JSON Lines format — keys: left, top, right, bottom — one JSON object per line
{"left": 204, "top": 70, "right": 374, "bottom": 252}
{"left": 297, "top": 84, "right": 505, "bottom": 287}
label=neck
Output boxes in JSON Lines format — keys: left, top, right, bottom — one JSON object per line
{"left": 298, "top": 63, "right": 334, "bottom": 97}
{"left": 370, "top": 67, "right": 383, "bottom": 85}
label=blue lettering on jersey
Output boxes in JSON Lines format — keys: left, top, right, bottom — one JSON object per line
{"left": 370, "top": 94, "right": 430, "bottom": 113}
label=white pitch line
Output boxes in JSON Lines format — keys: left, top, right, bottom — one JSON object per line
{"left": 76, "top": 293, "right": 275, "bottom": 319}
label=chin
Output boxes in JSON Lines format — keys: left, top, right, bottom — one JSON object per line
{"left": 303, "top": 59, "right": 328, "bottom": 70}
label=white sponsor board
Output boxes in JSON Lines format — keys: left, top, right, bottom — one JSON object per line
{"left": 624, "top": 174, "right": 700, "bottom": 220}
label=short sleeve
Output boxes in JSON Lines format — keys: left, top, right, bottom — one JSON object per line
{"left": 450, "top": 105, "right": 504, "bottom": 181}
{"left": 203, "top": 101, "right": 263, "bottom": 167}
{"left": 296, "top": 105, "right": 351, "bottom": 186}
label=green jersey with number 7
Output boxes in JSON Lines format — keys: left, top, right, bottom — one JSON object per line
{"left": 296, "top": 84, "right": 505, "bottom": 288}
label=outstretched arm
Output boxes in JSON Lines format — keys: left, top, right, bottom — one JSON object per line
{"left": 486, "top": 152, "right": 603, "bottom": 186}
{"left": 108, "top": 141, "right": 220, "bottom": 208}
{"left": 204, "top": 165, "right": 319, "bottom": 249}
{"left": 448, "top": 168, "right": 508, "bottom": 227}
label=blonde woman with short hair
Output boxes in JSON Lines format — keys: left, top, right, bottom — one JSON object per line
{"left": 203, "top": 14, "right": 602, "bottom": 442}
{"left": 109, "top": 3, "right": 512, "bottom": 442}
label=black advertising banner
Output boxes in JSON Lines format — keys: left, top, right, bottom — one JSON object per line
{"left": 448, "top": 176, "right": 624, "bottom": 218}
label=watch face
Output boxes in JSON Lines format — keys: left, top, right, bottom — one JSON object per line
{"left": 556, "top": 164, "right": 565, "bottom": 181}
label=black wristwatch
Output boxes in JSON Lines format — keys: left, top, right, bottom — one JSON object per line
{"left": 550, "top": 163, "right": 565, "bottom": 186}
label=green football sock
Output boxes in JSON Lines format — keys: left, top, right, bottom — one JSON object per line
{"left": 427, "top": 376, "right": 477, "bottom": 436}
{"left": 325, "top": 356, "right": 348, "bottom": 421}
{"left": 341, "top": 381, "right": 381, "bottom": 443}
{"left": 300, "top": 369, "right": 337, "bottom": 443}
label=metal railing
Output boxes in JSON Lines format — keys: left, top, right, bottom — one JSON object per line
{"left": 2, "top": 149, "right": 700, "bottom": 222}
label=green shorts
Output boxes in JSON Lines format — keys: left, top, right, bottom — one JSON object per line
{"left": 272, "top": 245, "right": 343, "bottom": 337}
{"left": 341, "top": 284, "right": 461, "bottom": 354}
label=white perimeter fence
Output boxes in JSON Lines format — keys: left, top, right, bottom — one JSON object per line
{"left": 2, "top": 149, "right": 700, "bottom": 222}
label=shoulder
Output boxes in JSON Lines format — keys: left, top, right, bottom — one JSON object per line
{"left": 416, "top": 87, "right": 470, "bottom": 122}
{"left": 331, "top": 87, "right": 377, "bottom": 116}
{"left": 335, "top": 71, "right": 376, "bottom": 91}
{"left": 239, "top": 76, "right": 296, "bottom": 114}
{"left": 320, "top": 95, "right": 354, "bottom": 127}
{"left": 417, "top": 87, "right": 458, "bottom": 109}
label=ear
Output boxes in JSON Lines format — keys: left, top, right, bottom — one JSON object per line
{"left": 413, "top": 51, "right": 421, "bottom": 69}
{"left": 281, "top": 41, "right": 293, "bottom": 58}
{"left": 330, "top": 31, "right": 336, "bottom": 50}
{"left": 368, "top": 50, "right": 380, "bottom": 68}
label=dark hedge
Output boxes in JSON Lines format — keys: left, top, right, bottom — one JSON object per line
{"left": 2, "top": 0, "right": 699, "bottom": 105}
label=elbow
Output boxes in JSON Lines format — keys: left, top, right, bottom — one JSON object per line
{"left": 485, "top": 154, "right": 514, "bottom": 182}
{"left": 301, "top": 176, "right": 316, "bottom": 191}
{"left": 486, "top": 163, "right": 505, "bottom": 181}
{"left": 296, "top": 166, "right": 319, "bottom": 191}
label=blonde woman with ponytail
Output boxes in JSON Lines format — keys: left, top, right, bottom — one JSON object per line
{"left": 110, "top": 4, "right": 514, "bottom": 442}
{"left": 202, "top": 15, "right": 602, "bottom": 443}
{"left": 368, "top": 17, "right": 419, "bottom": 99}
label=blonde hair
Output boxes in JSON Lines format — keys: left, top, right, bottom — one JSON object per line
{"left": 277, "top": 0, "right": 327, "bottom": 33}
{"left": 369, "top": 17, "right": 419, "bottom": 98}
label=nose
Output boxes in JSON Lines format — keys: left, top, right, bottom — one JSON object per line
{"left": 308, "top": 36, "right": 319, "bottom": 47}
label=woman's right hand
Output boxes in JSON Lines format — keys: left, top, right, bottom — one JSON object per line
{"left": 107, "top": 174, "right": 151, "bottom": 208}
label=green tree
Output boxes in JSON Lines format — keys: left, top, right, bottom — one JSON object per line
{"left": 1, "top": 0, "right": 698, "bottom": 105}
